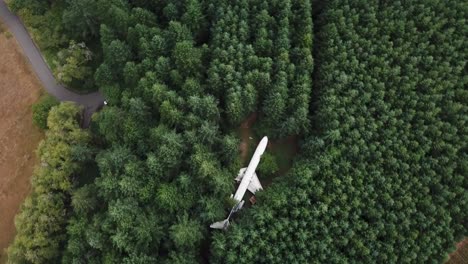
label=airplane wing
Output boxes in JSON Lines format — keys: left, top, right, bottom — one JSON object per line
{"left": 247, "top": 172, "right": 263, "bottom": 194}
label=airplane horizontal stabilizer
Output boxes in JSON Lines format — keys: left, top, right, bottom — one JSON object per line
{"left": 210, "top": 219, "right": 230, "bottom": 230}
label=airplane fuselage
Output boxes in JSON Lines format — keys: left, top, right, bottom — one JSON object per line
{"left": 233, "top": 136, "right": 268, "bottom": 201}
{"left": 210, "top": 136, "right": 268, "bottom": 229}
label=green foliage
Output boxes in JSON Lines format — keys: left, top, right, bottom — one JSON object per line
{"left": 92, "top": 106, "right": 124, "bottom": 143}
{"left": 12, "top": 3, "right": 68, "bottom": 49}
{"left": 13, "top": 0, "right": 467, "bottom": 263}
{"left": 172, "top": 41, "right": 202, "bottom": 78}
{"left": 62, "top": 0, "right": 130, "bottom": 39}
{"left": 8, "top": 102, "right": 90, "bottom": 263}
{"left": 8, "top": 0, "right": 119, "bottom": 91}
{"left": 208, "top": 0, "right": 313, "bottom": 136}
{"left": 182, "top": 0, "right": 207, "bottom": 40}
{"left": 8, "top": 0, "right": 48, "bottom": 14}
{"left": 71, "top": 184, "right": 98, "bottom": 215}
{"left": 7, "top": 193, "right": 67, "bottom": 264}
{"left": 104, "top": 40, "right": 131, "bottom": 71}
{"left": 54, "top": 41, "right": 93, "bottom": 86}
{"left": 61, "top": 3, "right": 238, "bottom": 261}
{"left": 32, "top": 94, "right": 58, "bottom": 129}
{"left": 5, "top": 32, "right": 12, "bottom": 39}
{"left": 170, "top": 215, "right": 203, "bottom": 250}
{"left": 220, "top": 134, "right": 240, "bottom": 165}
{"left": 257, "top": 152, "right": 279, "bottom": 178}
{"left": 212, "top": 1, "right": 467, "bottom": 263}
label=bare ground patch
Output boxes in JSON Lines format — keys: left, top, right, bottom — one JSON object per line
{"left": 237, "top": 113, "right": 298, "bottom": 183}
{"left": 0, "top": 25, "right": 44, "bottom": 262}
{"left": 239, "top": 112, "right": 258, "bottom": 163}
{"left": 446, "top": 238, "right": 468, "bottom": 264}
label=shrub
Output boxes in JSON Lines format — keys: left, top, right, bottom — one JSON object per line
{"left": 4, "top": 31, "right": 12, "bottom": 39}
{"left": 32, "top": 94, "right": 59, "bottom": 129}
{"left": 258, "top": 152, "right": 279, "bottom": 178}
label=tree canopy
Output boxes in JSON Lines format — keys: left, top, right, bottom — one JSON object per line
{"left": 8, "top": 102, "right": 91, "bottom": 263}
{"left": 211, "top": 1, "right": 467, "bottom": 263}
{"left": 7, "top": 0, "right": 467, "bottom": 263}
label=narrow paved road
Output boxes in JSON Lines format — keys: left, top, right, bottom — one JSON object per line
{"left": 0, "top": 0, "right": 104, "bottom": 126}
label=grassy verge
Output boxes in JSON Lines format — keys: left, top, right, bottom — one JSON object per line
{"left": 0, "top": 19, "right": 11, "bottom": 39}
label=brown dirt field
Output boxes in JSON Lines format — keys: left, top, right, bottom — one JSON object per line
{"left": 0, "top": 25, "right": 44, "bottom": 262}
{"left": 446, "top": 238, "right": 468, "bottom": 264}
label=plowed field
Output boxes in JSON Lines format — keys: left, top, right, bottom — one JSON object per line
{"left": 0, "top": 24, "right": 43, "bottom": 262}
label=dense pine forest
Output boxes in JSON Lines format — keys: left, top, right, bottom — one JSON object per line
{"left": 212, "top": 1, "right": 467, "bottom": 262}
{"left": 7, "top": 0, "right": 467, "bottom": 263}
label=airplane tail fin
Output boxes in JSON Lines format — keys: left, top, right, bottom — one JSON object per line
{"left": 210, "top": 219, "right": 230, "bottom": 230}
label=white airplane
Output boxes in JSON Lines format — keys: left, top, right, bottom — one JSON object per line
{"left": 210, "top": 136, "right": 268, "bottom": 229}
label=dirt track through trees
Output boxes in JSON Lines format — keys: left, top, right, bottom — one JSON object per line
{"left": 0, "top": 27, "right": 43, "bottom": 262}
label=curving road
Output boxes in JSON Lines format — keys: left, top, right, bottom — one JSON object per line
{"left": 0, "top": 0, "right": 104, "bottom": 127}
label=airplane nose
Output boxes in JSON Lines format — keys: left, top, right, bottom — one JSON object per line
{"left": 258, "top": 136, "right": 269, "bottom": 153}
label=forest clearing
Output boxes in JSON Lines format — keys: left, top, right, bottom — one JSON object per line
{"left": 0, "top": 22, "right": 43, "bottom": 262}
{"left": 238, "top": 113, "right": 298, "bottom": 186}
